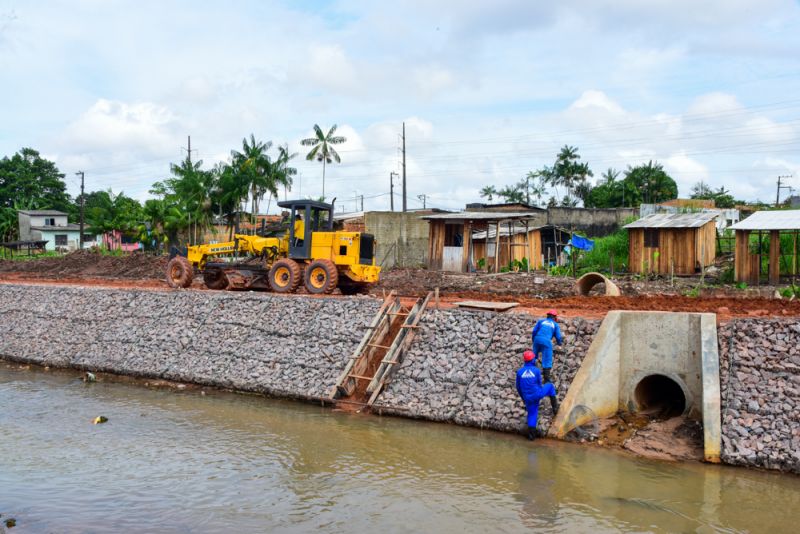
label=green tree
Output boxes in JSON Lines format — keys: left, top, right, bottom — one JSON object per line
{"left": 585, "top": 168, "right": 625, "bottom": 208}
{"left": 82, "top": 189, "right": 145, "bottom": 247}
{"left": 0, "top": 148, "right": 72, "bottom": 212}
{"left": 300, "top": 124, "right": 346, "bottom": 199}
{"left": 479, "top": 185, "right": 497, "bottom": 202}
{"left": 623, "top": 161, "right": 678, "bottom": 205}
{"left": 231, "top": 134, "right": 273, "bottom": 231}
{"left": 275, "top": 144, "right": 298, "bottom": 202}
{"left": 552, "top": 145, "right": 593, "bottom": 205}
{"left": 690, "top": 181, "right": 739, "bottom": 208}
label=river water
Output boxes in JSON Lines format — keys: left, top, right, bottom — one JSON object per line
{"left": 1, "top": 364, "right": 798, "bottom": 533}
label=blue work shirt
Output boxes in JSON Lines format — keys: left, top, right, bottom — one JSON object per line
{"left": 531, "top": 318, "right": 563, "bottom": 348}
{"left": 516, "top": 361, "right": 543, "bottom": 403}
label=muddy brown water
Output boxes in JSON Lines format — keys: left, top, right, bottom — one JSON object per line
{"left": 1, "top": 365, "right": 798, "bottom": 533}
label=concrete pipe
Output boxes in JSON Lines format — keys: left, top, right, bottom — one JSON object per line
{"left": 575, "top": 272, "right": 621, "bottom": 296}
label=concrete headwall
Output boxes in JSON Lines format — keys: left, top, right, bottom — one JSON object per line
{"left": 365, "top": 211, "right": 430, "bottom": 269}
{"left": 547, "top": 207, "right": 637, "bottom": 237}
{"left": 0, "top": 285, "right": 379, "bottom": 400}
{"left": 549, "top": 311, "right": 722, "bottom": 463}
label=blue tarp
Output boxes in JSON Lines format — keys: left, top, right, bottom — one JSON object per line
{"left": 569, "top": 235, "right": 594, "bottom": 251}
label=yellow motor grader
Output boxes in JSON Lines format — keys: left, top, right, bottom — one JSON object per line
{"left": 165, "top": 200, "right": 380, "bottom": 294}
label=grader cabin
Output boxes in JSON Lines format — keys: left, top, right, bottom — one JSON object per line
{"left": 624, "top": 212, "right": 718, "bottom": 275}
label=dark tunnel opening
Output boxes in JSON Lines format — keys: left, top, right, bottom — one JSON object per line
{"left": 634, "top": 374, "right": 686, "bottom": 419}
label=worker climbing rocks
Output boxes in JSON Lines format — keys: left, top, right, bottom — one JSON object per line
{"left": 531, "top": 309, "right": 563, "bottom": 384}
{"left": 516, "top": 350, "right": 559, "bottom": 440}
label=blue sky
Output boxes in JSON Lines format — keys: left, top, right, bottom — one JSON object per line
{"left": 1, "top": 0, "right": 799, "bottom": 211}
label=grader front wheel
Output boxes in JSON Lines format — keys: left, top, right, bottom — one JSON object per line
{"left": 165, "top": 257, "right": 193, "bottom": 288}
{"left": 269, "top": 259, "right": 302, "bottom": 293}
{"left": 304, "top": 259, "right": 338, "bottom": 294}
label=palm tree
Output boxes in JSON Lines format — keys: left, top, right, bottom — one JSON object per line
{"left": 479, "top": 185, "right": 497, "bottom": 202}
{"left": 231, "top": 134, "right": 273, "bottom": 231}
{"left": 275, "top": 144, "right": 298, "bottom": 202}
{"left": 300, "top": 124, "right": 347, "bottom": 199}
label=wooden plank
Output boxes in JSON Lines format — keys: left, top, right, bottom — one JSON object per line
{"left": 493, "top": 221, "right": 501, "bottom": 273}
{"left": 454, "top": 300, "right": 519, "bottom": 311}
{"left": 330, "top": 291, "right": 397, "bottom": 398}
{"left": 769, "top": 230, "right": 780, "bottom": 285}
{"left": 461, "top": 220, "right": 471, "bottom": 272}
{"left": 366, "top": 292, "right": 433, "bottom": 405}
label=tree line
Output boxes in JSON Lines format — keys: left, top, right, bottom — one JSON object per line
{"left": 0, "top": 125, "right": 346, "bottom": 250}
{"left": 480, "top": 145, "right": 681, "bottom": 208}
{"left": 479, "top": 145, "right": 755, "bottom": 210}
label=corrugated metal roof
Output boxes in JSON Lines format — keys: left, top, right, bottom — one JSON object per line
{"left": 624, "top": 212, "right": 718, "bottom": 229}
{"left": 421, "top": 211, "right": 542, "bottom": 221}
{"left": 18, "top": 210, "right": 68, "bottom": 216}
{"left": 730, "top": 210, "right": 800, "bottom": 231}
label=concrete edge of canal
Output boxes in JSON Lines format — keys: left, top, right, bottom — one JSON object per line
{"left": 0, "top": 283, "right": 797, "bottom": 475}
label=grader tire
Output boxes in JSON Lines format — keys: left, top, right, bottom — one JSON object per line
{"left": 203, "top": 269, "right": 229, "bottom": 290}
{"left": 304, "top": 259, "right": 338, "bottom": 294}
{"left": 269, "top": 259, "right": 302, "bottom": 293}
{"left": 165, "top": 257, "right": 193, "bottom": 288}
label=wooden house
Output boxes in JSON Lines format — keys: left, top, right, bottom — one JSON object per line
{"left": 423, "top": 211, "right": 564, "bottom": 272}
{"left": 471, "top": 224, "right": 571, "bottom": 270}
{"left": 624, "top": 213, "right": 718, "bottom": 275}
{"left": 730, "top": 210, "right": 800, "bottom": 285}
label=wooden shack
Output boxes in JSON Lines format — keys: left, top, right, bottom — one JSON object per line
{"left": 471, "top": 224, "right": 571, "bottom": 270}
{"left": 423, "top": 211, "right": 546, "bottom": 272}
{"left": 624, "top": 212, "right": 718, "bottom": 275}
{"left": 730, "top": 210, "right": 800, "bottom": 285}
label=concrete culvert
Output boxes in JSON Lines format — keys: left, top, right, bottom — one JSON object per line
{"left": 634, "top": 374, "right": 687, "bottom": 419}
{"left": 575, "top": 272, "right": 621, "bottom": 296}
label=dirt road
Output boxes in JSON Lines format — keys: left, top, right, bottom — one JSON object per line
{"left": 2, "top": 251, "right": 798, "bottom": 320}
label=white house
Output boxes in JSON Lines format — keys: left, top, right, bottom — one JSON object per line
{"left": 17, "top": 210, "right": 100, "bottom": 251}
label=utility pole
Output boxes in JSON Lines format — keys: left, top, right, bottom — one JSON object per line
{"left": 182, "top": 135, "right": 195, "bottom": 164}
{"left": 417, "top": 194, "right": 427, "bottom": 209}
{"left": 390, "top": 172, "right": 398, "bottom": 211}
{"left": 76, "top": 171, "right": 85, "bottom": 249}
{"left": 776, "top": 175, "right": 793, "bottom": 207}
{"left": 402, "top": 122, "right": 407, "bottom": 212}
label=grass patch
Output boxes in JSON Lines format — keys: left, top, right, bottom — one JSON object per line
{"left": 575, "top": 227, "right": 629, "bottom": 275}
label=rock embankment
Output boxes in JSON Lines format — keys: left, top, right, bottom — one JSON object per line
{"left": 719, "top": 319, "right": 800, "bottom": 473}
{"left": 0, "top": 285, "right": 378, "bottom": 399}
{"left": 376, "top": 309, "right": 600, "bottom": 434}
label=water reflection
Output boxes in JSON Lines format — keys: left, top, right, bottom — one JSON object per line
{"left": 0, "top": 364, "right": 798, "bottom": 533}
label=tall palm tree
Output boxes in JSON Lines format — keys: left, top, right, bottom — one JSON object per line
{"left": 275, "top": 144, "right": 298, "bottom": 202}
{"left": 300, "top": 124, "right": 347, "bottom": 199}
{"left": 479, "top": 185, "right": 497, "bottom": 202}
{"left": 231, "top": 134, "right": 273, "bottom": 231}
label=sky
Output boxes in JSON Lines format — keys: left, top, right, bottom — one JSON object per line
{"left": 1, "top": 0, "right": 800, "bottom": 213}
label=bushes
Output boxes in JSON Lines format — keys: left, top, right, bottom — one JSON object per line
{"left": 575, "top": 227, "right": 629, "bottom": 275}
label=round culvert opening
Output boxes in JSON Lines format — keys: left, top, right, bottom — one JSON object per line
{"left": 634, "top": 374, "right": 686, "bottom": 418}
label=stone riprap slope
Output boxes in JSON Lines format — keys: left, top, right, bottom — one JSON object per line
{"left": 719, "top": 319, "right": 800, "bottom": 474}
{"left": 376, "top": 309, "right": 600, "bottom": 433}
{"left": 0, "top": 285, "right": 379, "bottom": 399}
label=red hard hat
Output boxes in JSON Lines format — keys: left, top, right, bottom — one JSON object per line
{"left": 523, "top": 350, "right": 535, "bottom": 362}
{"left": 546, "top": 309, "right": 558, "bottom": 317}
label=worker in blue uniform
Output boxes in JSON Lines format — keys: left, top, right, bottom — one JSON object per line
{"left": 516, "top": 350, "right": 559, "bottom": 440}
{"left": 531, "top": 309, "right": 563, "bottom": 384}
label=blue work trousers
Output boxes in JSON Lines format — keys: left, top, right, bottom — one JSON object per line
{"left": 523, "top": 383, "right": 557, "bottom": 427}
{"left": 533, "top": 341, "right": 554, "bottom": 369}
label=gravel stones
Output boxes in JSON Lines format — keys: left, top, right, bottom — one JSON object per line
{"left": 719, "top": 319, "right": 800, "bottom": 474}
{"left": 0, "top": 284, "right": 379, "bottom": 400}
{"left": 376, "top": 308, "right": 600, "bottom": 435}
